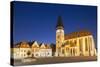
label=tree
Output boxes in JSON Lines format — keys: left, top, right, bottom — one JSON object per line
{"left": 27, "top": 50, "right": 31, "bottom": 57}
{"left": 50, "top": 43, "right": 56, "bottom": 56}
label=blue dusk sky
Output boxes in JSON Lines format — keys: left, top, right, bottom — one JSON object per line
{"left": 12, "top": 1, "right": 97, "bottom": 48}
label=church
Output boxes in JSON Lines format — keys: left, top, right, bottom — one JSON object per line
{"left": 55, "top": 16, "right": 97, "bottom": 57}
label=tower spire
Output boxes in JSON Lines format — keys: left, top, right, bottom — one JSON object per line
{"left": 56, "top": 16, "right": 64, "bottom": 29}
{"left": 55, "top": 16, "right": 64, "bottom": 56}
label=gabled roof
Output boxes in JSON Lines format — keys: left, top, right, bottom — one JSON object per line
{"left": 14, "top": 42, "right": 30, "bottom": 48}
{"left": 14, "top": 41, "right": 52, "bottom": 49}
{"left": 39, "top": 43, "right": 46, "bottom": 48}
{"left": 65, "top": 30, "right": 92, "bottom": 40}
{"left": 20, "top": 42, "right": 30, "bottom": 48}
{"left": 14, "top": 42, "right": 23, "bottom": 48}
{"left": 31, "top": 41, "right": 39, "bottom": 48}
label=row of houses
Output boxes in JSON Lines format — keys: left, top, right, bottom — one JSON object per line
{"left": 11, "top": 41, "right": 53, "bottom": 59}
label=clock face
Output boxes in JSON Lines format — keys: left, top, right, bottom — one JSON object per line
{"left": 57, "top": 30, "right": 64, "bottom": 33}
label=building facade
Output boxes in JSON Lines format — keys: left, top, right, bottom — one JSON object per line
{"left": 55, "top": 16, "right": 97, "bottom": 57}
{"left": 31, "top": 41, "right": 52, "bottom": 58}
{"left": 12, "top": 41, "right": 52, "bottom": 59}
{"left": 12, "top": 42, "right": 32, "bottom": 59}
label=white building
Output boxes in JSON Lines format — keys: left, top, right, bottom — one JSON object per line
{"left": 31, "top": 41, "right": 52, "bottom": 58}
{"left": 31, "top": 41, "right": 40, "bottom": 57}
{"left": 39, "top": 43, "right": 52, "bottom": 57}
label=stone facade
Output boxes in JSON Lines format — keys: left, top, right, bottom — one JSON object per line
{"left": 55, "top": 16, "right": 97, "bottom": 57}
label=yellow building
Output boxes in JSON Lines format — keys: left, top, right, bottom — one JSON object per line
{"left": 11, "top": 42, "right": 32, "bottom": 59}
{"left": 55, "top": 16, "right": 97, "bottom": 57}
{"left": 12, "top": 41, "right": 52, "bottom": 59}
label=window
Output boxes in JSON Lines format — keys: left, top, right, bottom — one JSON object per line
{"left": 74, "top": 40, "right": 77, "bottom": 46}
{"left": 89, "top": 37, "right": 92, "bottom": 50}
{"left": 36, "top": 54, "right": 38, "bottom": 56}
{"left": 62, "top": 49, "right": 64, "bottom": 54}
{"left": 71, "top": 49, "right": 72, "bottom": 56}
{"left": 85, "top": 38, "right": 88, "bottom": 51}
{"left": 79, "top": 39, "right": 82, "bottom": 51}
{"left": 57, "top": 36, "right": 60, "bottom": 39}
{"left": 65, "top": 41, "right": 69, "bottom": 44}
{"left": 66, "top": 48, "right": 67, "bottom": 51}
{"left": 58, "top": 41, "right": 59, "bottom": 43}
{"left": 24, "top": 54, "right": 26, "bottom": 56}
{"left": 73, "top": 48, "right": 75, "bottom": 56}
{"left": 47, "top": 53, "right": 49, "bottom": 55}
{"left": 66, "top": 48, "right": 69, "bottom": 52}
{"left": 24, "top": 50, "right": 26, "bottom": 52}
{"left": 21, "top": 50, "right": 23, "bottom": 52}
{"left": 21, "top": 54, "right": 23, "bottom": 57}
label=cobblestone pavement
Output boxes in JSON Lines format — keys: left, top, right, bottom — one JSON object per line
{"left": 13, "top": 56, "right": 97, "bottom": 66}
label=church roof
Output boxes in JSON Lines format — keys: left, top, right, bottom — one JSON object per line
{"left": 56, "top": 16, "right": 64, "bottom": 29}
{"left": 65, "top": 30, "right": 92, "bottom": 40}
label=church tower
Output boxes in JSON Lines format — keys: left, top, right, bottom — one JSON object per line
{"left": 55, "top": 16, "right": 64, "bottom": 56}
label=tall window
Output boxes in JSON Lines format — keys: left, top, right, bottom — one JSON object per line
{"left": 74, "top": 40, "right": 77, "bottom": 46}
{"left": 85, "top": 38, "right": 88, "bottom": 51}
{"left": 90, "top": 37, "right": 92, "bottom": 50}
{"left": 79, "top": 39, "right": 82, "bottom": 51}
{"left": 71, "top": 49, "right": 72, "bottom": 56}
{"left": 62, "top": 49, "right": 64, "bottom": 54}
{"left": 73, "top": 48, "right": 75, "bottom": 56}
